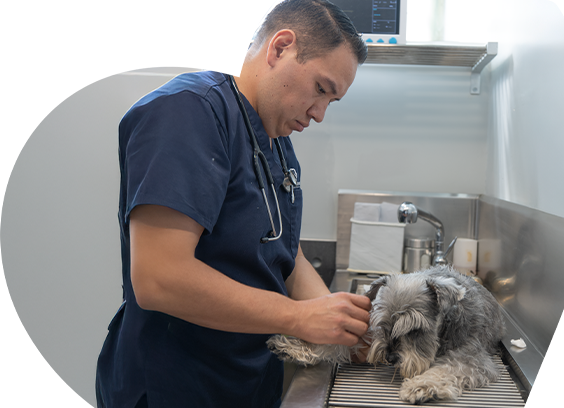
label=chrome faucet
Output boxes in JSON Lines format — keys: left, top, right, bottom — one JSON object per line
{"left": 398, "top": 202, "right": 457, "bottom": 266}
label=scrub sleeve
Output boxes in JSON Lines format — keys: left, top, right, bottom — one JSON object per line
{"left": 124, "top": 87, "right": 230, "bottom": 232}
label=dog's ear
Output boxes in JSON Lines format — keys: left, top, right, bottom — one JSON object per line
{"left": 365, "top": 276, "right": 388, "bottom": 301}
{"left": 426, "top": 276, "right": 466, "bottom": 309}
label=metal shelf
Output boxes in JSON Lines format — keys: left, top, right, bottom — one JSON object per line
{"left": 365, "top": 42, "right": 498, "bottom": 94}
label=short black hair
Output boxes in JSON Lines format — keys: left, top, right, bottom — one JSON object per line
{"left": 253, "top": 0, "right": 367, "bottom": 65}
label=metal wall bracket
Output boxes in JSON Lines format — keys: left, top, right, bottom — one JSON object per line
{"left": 470, "top": 42, "right": 498, "bottom": 95}
{"left": 365, "top": 42, "right": 498, "bottom": 96}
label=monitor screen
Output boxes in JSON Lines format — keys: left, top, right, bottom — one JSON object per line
{"left": 331, "top": 0, "right": 401, "bottom": 35}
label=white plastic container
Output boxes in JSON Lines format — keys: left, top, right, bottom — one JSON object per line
{"left": 453, "top": 238, "right": 478, "bottom": 276}
{"left": 348, "top": 218, "right": 406, "bottom": 274}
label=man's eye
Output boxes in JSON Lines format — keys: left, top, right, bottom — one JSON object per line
{"left": 317, "top": 84, "right": 326, "bottom": 94}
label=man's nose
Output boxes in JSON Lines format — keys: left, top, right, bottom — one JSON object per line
{"left": 307, "top": 101, "right": 329, "bottom": 123}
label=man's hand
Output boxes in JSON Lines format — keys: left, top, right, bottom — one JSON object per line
{"left": 289, "top": 292, "right": 371, "bottom": 347}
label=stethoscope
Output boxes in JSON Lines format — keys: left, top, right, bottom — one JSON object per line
{"left": 228, "top": 75, "right": 299, "bottom": 243}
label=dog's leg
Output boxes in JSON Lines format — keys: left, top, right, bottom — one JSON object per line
{"left": 398, "top": 349, "right": 501, "bottom": 404}
{"left": 266, "top": 335, "right": 352, "bottom": 366}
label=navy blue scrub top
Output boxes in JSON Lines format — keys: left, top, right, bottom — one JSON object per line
{"left": 96, "top": 71, "right": 303, "bottom": 408}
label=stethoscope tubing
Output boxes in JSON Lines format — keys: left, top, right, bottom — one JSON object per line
{"left": 228, "top": 75, "right": 283, "bottom": 243}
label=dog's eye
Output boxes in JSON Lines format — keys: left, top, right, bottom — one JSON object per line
{"left": 406, "top": 329, "right": 423, "bottom": 340}
{"left": 408, "top": 329, "right": 422, "bottom": 338}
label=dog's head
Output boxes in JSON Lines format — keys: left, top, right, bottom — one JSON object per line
{"left": 365, "top": 272, "right": 466, "bottom": 378}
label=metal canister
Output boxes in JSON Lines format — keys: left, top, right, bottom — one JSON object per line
{"left": 403, "top": 238, "right": 434, "bottom": 273}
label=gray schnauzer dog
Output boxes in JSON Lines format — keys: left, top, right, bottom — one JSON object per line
{"left": 267, "top": 266, "right": 506, "bottom": 404}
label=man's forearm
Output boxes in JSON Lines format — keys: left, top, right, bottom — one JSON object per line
{"left": 133, "top": 249, "right": 300, "bottom": 335}
{"left": 133, "top": 252, "right": 369, "bottom": 346}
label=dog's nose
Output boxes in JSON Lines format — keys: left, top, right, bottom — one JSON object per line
{"left": 387, "top": 353, "right": 400, "bottom": 365}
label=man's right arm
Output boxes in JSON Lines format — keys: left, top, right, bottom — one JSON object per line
{"left": 129, "top": 204, "right": 370, "bottom": 346}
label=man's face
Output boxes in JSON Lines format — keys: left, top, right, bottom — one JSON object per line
{"left": 257, "top": 44, "right": 358, "bottom": 138}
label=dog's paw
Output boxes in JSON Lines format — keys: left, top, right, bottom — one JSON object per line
{"left": 266, "top": 335, "right": 311, "bottom": 365}
{"left": 266, "top": 335, "right": 291, "bottom": 356}
{"left": 399, "top": 376, "right": 459, "bottom": 404}
{"left": 399, "top": 383, "right": 436, "bottom": 404}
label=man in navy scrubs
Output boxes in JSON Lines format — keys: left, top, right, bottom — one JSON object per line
{"left": 96, "top": 1, "right": 370, "bottom": 407}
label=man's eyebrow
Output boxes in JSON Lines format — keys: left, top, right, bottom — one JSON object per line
{"left": 324, "top": 77, "right": 339, "bottom": 98}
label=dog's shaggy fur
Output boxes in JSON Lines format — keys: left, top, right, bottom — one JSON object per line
{"left": 267, "top": 266, "right": 506, "bottom": 404}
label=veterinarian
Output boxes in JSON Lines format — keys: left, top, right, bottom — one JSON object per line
{"left": 96, "top": 1, "right": 370, "bottom": 407}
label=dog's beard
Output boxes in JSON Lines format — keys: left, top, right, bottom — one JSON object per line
{"left": 366, "top": 327, "right": 438, "bottom": 378}
{"left": 367, "top": 336, "right": 435, "bottom": 378}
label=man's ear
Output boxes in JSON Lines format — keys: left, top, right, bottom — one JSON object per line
{"left": 266, "top": 29, "right": 297, "bottom": 67}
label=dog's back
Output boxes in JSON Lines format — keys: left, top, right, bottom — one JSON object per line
{"left": 418, "top": 266, "right": 506, "bottom": 357}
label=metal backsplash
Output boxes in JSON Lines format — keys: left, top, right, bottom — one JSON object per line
{"left": 300, "top": 239, "right": 336, "bottom": 287}
{"left": 336, "top": 190, "right": 479, "bottom": 270}
{"left": 478, "top": 195, "right": 564, "bottom": 357}
{"left": 332, "top": 190, "right": 564, "bottom": 390}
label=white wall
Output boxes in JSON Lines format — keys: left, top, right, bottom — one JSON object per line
{"left": 3, "top": 1, "right": 564, "bottom": 405}
{"left": 482, "top": 0, "right": 564, "bottom": 218}
{"left": 296, "top": 0, "right": 564, "bottom": 241}
{"left": 295, "top": 0, "right": 564, "bottom": 240}
{"left": 295, "top": 63, "right": 490, "bottom": 239}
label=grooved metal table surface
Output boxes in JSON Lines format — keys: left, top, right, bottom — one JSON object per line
{"left": 328, "top": 356, "right": 525, "bottom": 408}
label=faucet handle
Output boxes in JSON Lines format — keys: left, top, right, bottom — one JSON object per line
{"left": 444, "top": 236, "right": 458, "bottom": 258}
{"left": 434, "top": 236, "right": 458, "bottom": 266}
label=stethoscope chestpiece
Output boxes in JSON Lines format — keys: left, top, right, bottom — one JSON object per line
{"left": 283, "top": 168, "right": 298, "bottom": 193}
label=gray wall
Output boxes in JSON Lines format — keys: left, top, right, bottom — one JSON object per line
{"left": 2, "top": 1, "right": 564, "bottom": 405}
{"left": 1, "top": 69, "right": 198, "bottom": 406}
